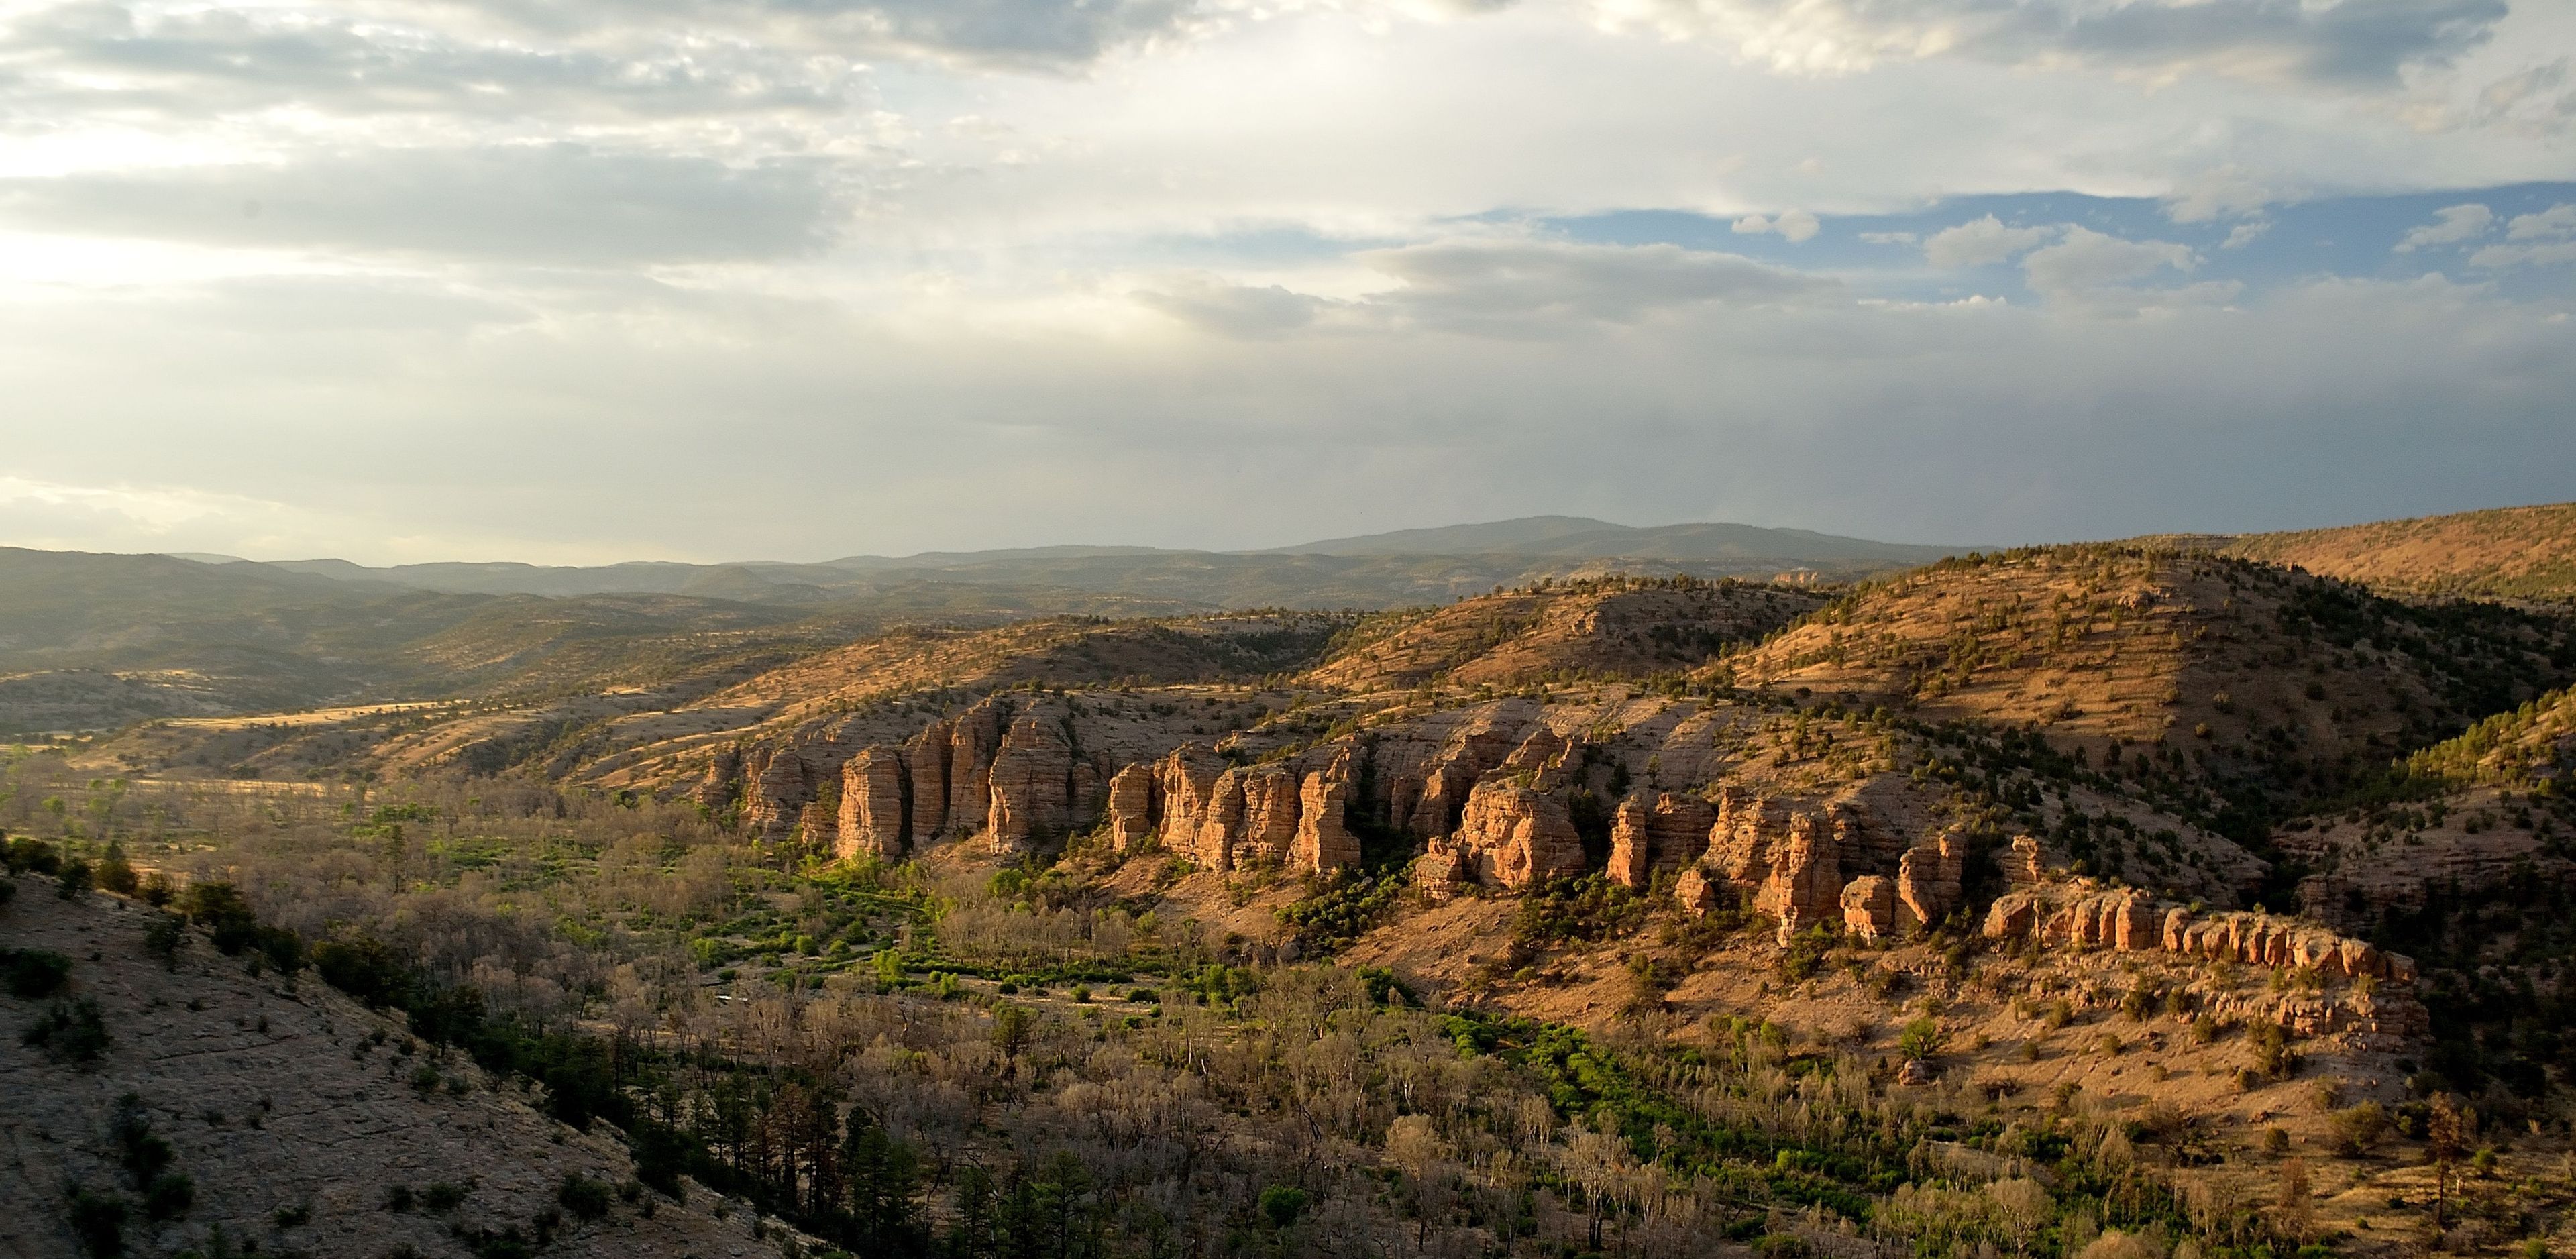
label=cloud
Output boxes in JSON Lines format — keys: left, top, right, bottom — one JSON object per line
{"left": 1859, "top": 231, "right": 1916, "bottom": 245}
{"left": 1135, "top": 276, "right": 1334, "bottom": 337}
{"left": 2164, "top": 166, "right": 2271, "bottom": 223}
{"left": 2467, "top": 205, "right": 2576, "bottom": 269}
{"left": 1731, "top": 209, "right": 1820, "bottom": 241}
{"left": 2393, "top": 203, "right": 2494, "bottom": 252}
{"left": 0, "top": 3, "right": 874, "bottom": 123}
{"left": 2222, "top": 221, "right": 2271, "bottom": 249}
{"left": 1354, "top": 239, "right": 1835, "bottom": 330}
{"left": 2021, "top": 226, "right": 2198, "bottom": 303}
{"left": 1605, "top": 0, "right": 2508, "bottom": 87}
{"left": 2506, "top": 203, "right": 2576, "bottom": 240}
{"left": 1923, "top": 215, "right": 2057, "bottom": 268}
{"left": 0, "top": 144, "right": 849, "bottom": 264}
{"left": 431, "top": 0, "right": 1206, "bottom": 68}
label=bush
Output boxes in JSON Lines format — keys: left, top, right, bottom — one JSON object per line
{"left": 181, "top": 883, "right": 261, "bottom": 954}
{"left": 384, "top": 1185, "right": 415, "bottom": 1213}
{"left": 142, "top": 1173, "right": 193, "bottom": 1220}
{"left": 1898, "top": 1017, "right": 1944, "bottom": 1060}
{"left": 23, "top": 997, "right": 111, "bottom": 1066}
{"left": 273, "top": 1203, "right": 312, "bottom": 1228}
{"left": 142, "top": 916, "right": 184, "bottom": 969}
{"left": 56, "top": 859, "right": 94, "bottom": 899}
{"left": 3, "top": 948, "right": 73, "bottom": 998}
{"left": 3, "top": 836, "right": 60, "bottom": 875}
{"left": 1257, "top": 1185, "right": 1309, "bottom": 1229}
{"left": 313, "top": 936, "right": 411, "bottom": 1007}
{"left": 64, "top": 1188, "right": 127, "bottom": 1258}
{"left": 423, "top": 1182, "right": 470, "bottom": 1212}
{"left": 95, "top": 846, "right": 138, "bottom": 897}
{"left": 557, "top": 1174, "right": 612, "bottom": 1221}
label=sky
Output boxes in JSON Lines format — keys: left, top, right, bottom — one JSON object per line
{"left": 1, "top": 0, "right": 2573, "bottom": 564}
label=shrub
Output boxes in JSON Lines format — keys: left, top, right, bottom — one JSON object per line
{"left": 181, "top": 883, "right": 261, "bottom": 954}
{"left": 1898, "top": 1017, "right": 1943, "bottom": 1060}
{"left": 313, "top": 936, "right": 410, "bottom": 1007}
{"left": 137, "top": 875, "right": 172, "bottom": 908}
{"left": 142, "top": 1173, "right": 193, "bottom": 1220}
{"left": 3, "top": 948, "right": 73, "bottom": 998}
{"left": 65, "top": 1188, "right": 127, "bottom": 1258}
{"left": 273, "top": 1203, "right": 312, "bottom": 1228}
{"left": 56, "top": 859, "right": 94, "bottom": 899}
{"left": 423, "top": 1182, "right": 470, "bottom": 1211}
{"left": 23, "top": 997, "right": 111, "bottom": 1066}
{"left": 142, "top": 916, "right": 184, "bottom": 969}
{"left": 411, "top": 1064, "right": 443, "bottom": 1096}
{"left": 384, "top": 1185, "right": 416, "bottom": 1213}
{"left": 3, "top": 836, "right": 60, "bottom": 875}
{"left": 557, "top": 1174, "right": 612, "bottom": 1221}
{"left": 1257, "top": 1185, "right": 1309, "bottom": 1229}
{"left": 2328, "top": 1102, "right": 2390, "bottom": 1154}
{"left": 95, "top": 846, "right": 138, "bottom": 897}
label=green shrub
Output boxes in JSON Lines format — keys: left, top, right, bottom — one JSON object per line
{"left": 95, "top": 846, "right": 138, "bottom": 897}
{"left": 1256, "top": 1185, "right": 1308, "bottom": 1229}
{"left": 142, "top": 916, "right": 184, "bottom": 969}
{"left": 181, "top": 883, "right": 260, "bottom": 954}
{"left": 64, "top": 1187, "right": 127, "bottom": 1258}
{"left": 3, "top": 948, "right": 73, "bottom": 998}
{"left": 4, "top": 836, "right": 60, "bottom": 876}
{"left": 1898, "top": 1016, "right": 1943, "bottom": 1060}
{"left": 56, "top": 858, "right": 94, "bottom": 899}
{"left": 557, "top": 1173, "right": 612, "bottom": 1221}
{"left": 142, "top": 1173, "right": 193, "bottom": 1220}
{"left": 23, "top": 997, "right": 111, "bottom": 1066}
{"left": 423, "top": 1181, "right": 469, "bottom": 1211}
{"left": 273, "top": 1203, "right": 312, "bottom": 1228}
{"left": 384, "top": 1185, "right": 415, "bottom": 1213}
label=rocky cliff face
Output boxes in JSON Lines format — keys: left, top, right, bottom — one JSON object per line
{"left": 835, "top": 745, "right": 907, "bottom": 860}
{"left": 1606, "top": 791, "right": 1715, "bottom": 888}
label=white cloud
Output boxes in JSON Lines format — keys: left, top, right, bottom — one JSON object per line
{"left": 2394, "top": 203, "right": 2494, "bottom": 252}
{"left": 1923, "top": 215, "right": 2057, "bottom": 268}
{"left": 2506, "top": 203, "right": 2576, "bottom": 239}
{"left": 2467, "top": 241, "right": 2576, "bottom": 270}
{"left": 1731, "top": 209, "right": 1820, "bottom": 241}
{"left": 1593, "top": 0, "right": 2509, "bottom": 86}
{"left": 2222, "top": 221, "right": 2271, "bottom": 249}
{"left": 1356, "top": 239, "right": 1835, "bottom": 331}
{"left": 2165, "top": 166, "right": 2272, "bottom": 223}
{"left": 2021, "top": 226, "right": 2198, "bottom": 303}
{"left": 1859, "top": 230, "right": 1916, "bottom": 245}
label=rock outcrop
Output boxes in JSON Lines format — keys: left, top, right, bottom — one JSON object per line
{"left": 835, "top": 745, "right": 908, "bottom": 859}
{"left": 904, "top": 721, "right": 952, "bottom": 842}
{"left": 1607, "top": 791, "right": 1713, "bottom": 888}
{"left": 1105, "top": 763, "right": 1156, "bottom": 851}
{"left": 1895, "top": 832, "right": 1966, "bottom": 929}
{"left": 1760, "top": 812, "right": 1843, "bottom": 944}
{"left": 1982, "top": 885, "right": 2415, "bottom": 983}
{"left": 1841, "top": 875, "right": 1896, "bottom": 940}
{"left": 1424, "top": 779, "right": 1584, "bottom": 893}
{"left": 987, "top": 709, "right": 1075, "bottom": 849}
{"left": 1291, "top": 751, "right": 1360, "bottom": 873}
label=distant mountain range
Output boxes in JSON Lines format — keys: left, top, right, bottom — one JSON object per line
{"left": 172, "top": 516, "right": 1965, "bottom": 604}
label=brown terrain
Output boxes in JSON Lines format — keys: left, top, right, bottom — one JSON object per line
{"left": 14, "top": 510, "right": 2576, "bottom": 1258}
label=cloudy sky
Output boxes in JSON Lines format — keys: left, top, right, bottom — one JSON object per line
{"left": 2, "top": 0, "right": 2573, "bottom": 563}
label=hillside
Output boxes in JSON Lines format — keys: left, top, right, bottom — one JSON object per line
{"left": 1304, "top": 578, "right": 1826, "bottom": 692}
{"left": 0, "top": 882, "right": 759, "bottom": 1259}
{"left": 2192, "top": 501, "right": 2576, "bottom": 604}
{"left": 1718, "top": 548, "right": 2574, "bottom": 814}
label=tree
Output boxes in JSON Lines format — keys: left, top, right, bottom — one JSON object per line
{"left": 2426, "top": 1093, "right": 2468, "bottom": 1229}
{"left": 843, "top": 1111, "right": 923, "bottom": 1254}
{"left": 2272, "top": 1158, "right": 2312, "bottom": 1243}
{"left": 95, "top": 845, "right": 138, "bottom": 896}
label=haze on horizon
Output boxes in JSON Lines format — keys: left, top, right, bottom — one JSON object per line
{"left": 3, "top": 0, "right": 2573, "bottom": 567}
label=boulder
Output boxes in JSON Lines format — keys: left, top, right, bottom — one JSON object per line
{"left": 1449, "top": 779, "right": 1584, "bottom": 890}
{"left": 1982, "top": 893, "right": 2038, "bottom": 940}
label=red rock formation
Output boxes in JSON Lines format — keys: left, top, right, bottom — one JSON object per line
{"left": 1405, "top": 712, "right": 1525, "bottom": 836}
{"left": 743, "top": 745, "right": 819, "bottom": 843}
{"left": 1896, "top": 832, "right": 1965, "bottom": 929}
{"left": 1610, "top": 792, "right": 1715, "bottom": 888}
{"left": 1105, "top": 763, "right": 1156, "bottom": 851}
{"left": 1438, "top": 779, "right": 1584, "bottom": 890}
{"left": 1607, "top": 797, "right": 1654, "bottom": 888}
{"left": 2001, "top": 834, "right": 2045, "bottom": 887}
{"left": 694, "top": 747, "right": 742, "bottom": 812}
{"left": 1983, "top": 885, "right": 2414, "bottom": 985}
{"left": 1841, "top": 875, "right": 1896, "bottom": 940}
{"left": 835, "top": 745, "right": 908, "bottom": 860}
{"left": 945, "top": 698, "right": 1006, "bottom": 835}
{"left": 986, "top": 708, "right": 1073, "bottom": 849}
{"left": 1238, "top": 767, "right": 1302, "bottom": 866}
{"left": 1763, "top": 813, "right": 1841, "bottom": 944}
{"left": 1154, "top": 745, "right": 1230, "bottom": 864}
{"left": 1291, "top": 750, "right": 1360, "bottom": 874}
{"left": 904, "top": 721, "right": 952, "bottom": 842}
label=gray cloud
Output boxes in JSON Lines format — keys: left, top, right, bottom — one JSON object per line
{"left": 1646, "top": 0, "right": 2506, "bottom": 87}
{"left": 0, "top": 144, "right": 847, "bottom": 264}
{"left": 2021, "top": 227, "right": 2201, "bottom": 305}
{"left": 1923, "top": 215, "right": 2057, "bottom": 268}
{"left": 434, "top": 0, "right": 1204, "bottom": 67}
{"left": 1354, "top": 240, "right": 1834, "bottom": 332}
{"left": 0, "top": 3, "right": 872, "bottom": 123}
{"left": 2394, "top": 203, "right": 2494, "bottom": 252}
{"left": 1135, "top": 278, "right": 1334, "bottom": 338}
